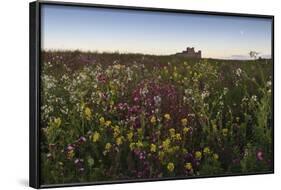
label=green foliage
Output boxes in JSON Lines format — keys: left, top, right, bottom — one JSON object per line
{"left": 40, "top": 51, "right": 273, "bottom": 184}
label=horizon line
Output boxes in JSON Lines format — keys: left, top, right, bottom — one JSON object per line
{"left": 42, "top": 48, "right": 271, "bottom": 61}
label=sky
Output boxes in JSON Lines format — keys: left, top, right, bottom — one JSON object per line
{"left": 41, "top": 4, "right": 272, "bottom": 59}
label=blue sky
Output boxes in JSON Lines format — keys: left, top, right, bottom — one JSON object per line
{"left": 41, "top": 4, "right": 272, "bottom": 59}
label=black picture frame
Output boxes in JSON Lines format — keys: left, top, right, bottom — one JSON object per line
{"left": 30, "top": 1, "right": 274, "bottom": 188}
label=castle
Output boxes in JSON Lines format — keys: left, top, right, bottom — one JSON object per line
{"left": 175, "top": 47, "right": 201, "bottom": 59}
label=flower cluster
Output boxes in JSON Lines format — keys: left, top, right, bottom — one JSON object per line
{"left": 40, "top": 51, "right": 273, "bottom": 184}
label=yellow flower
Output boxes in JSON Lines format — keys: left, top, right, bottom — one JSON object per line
{"left": 99, "top": 117, "right": 105, "bottom": 125}
{"left": 105, "top": 120, "right": 112, "bottom": 127}
{"left": 158, "top": 151, "right": 164, "bottom": 161}
{"left": 129, "top": 143, "right": 136, "bottom": 151}
{"left": 195, "top": 151, "right": 202, "bottom": 160}
{"left": 169, "top": 128, "right": 176, "bottom": 136}
{"left": 127, "top": 131, "right": 133, "bottom": 142}
{"left": 136, "top": 140, "right": 143, "bottom": 148}
{"left": 222, "top": 128, "right": 228, "bottom": 136}
{"left": 92, "top": 132, "right": 100, "bottom": 142}
{"left": 113, "top": 64, "right": 123, "bottom": 70}
{"left": 162, "top": 139, "right": 171, "bottom": 151}
{"left": 173, "top": 72, "right": 178, "bottom": 79}
{"left": 183, "top": 127, "right": 190, "bottom": 134}
{"left": 105, "top": 143, "right": 112, "bottom": 151}
{"left": 203, "top": 147, "right": 211, "bottom": 155}
{"left": 167, "top": 162, "right": 175, "bottom": 172}
{"left": 150, "top": 115, "right": 157, "bottom": 124}
{"left": 150, "top": 143, "right": 157, "bottom": 153}
{"left": 67, "top": 150, "right": 75, "bottom": 159}
{"left": 103, "top": 143, "right": 112, "bottom": 156}
{"left": 164, "top": 113, "right": 171, "bottom": 121}
{"left": 116, "top": 137, "right": 123, "bottom": 146}
{"left": 53, "top": 117, "right": 61, "bottom": 128}
{"left": 185, "top": 162, "right": 193, "bottom": 170}
{"left": 113, "top": 126, "right": 120, "bottom": 138}
{"left": 175, "top": 133, "right": 182, "bottom": 141}
{"left": 182, "top": 148, "right": 188, "bottom": 154}
{"left": 181, "top": 118, "right": 188, "bottom": 126}
{"left": 213, "top": 153, "right": 219, "bottom": 160}
{"left": 84, "top": 107, "right": 92, "bottom": 120}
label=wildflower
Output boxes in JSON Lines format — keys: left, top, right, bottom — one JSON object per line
{"left": 195, "top": 151, "right": 202, "bottom": 160}
{"left": 46, "top": 153, "right": 52, "bottom": 160}
{"left": 92, "top": 132, "right": 100, "bottom": 142}
{"left": 105, "top": 120, "right": 112, "bottom": 127}
{"left": 105, "top": 143, "right": 112, "bottom": 151}
{"left": 150, "top": 143, "right": 157, "bottom": 153}
{"left": 203, "top": 147, "right": 211, "bottom": 155}
{"left": 129, "top": 142, "right": 136, "bottom": 151}
{"left": 181, "top": 118, "right": 188, "bottom": 126}
{"left": 150, "top": 115, "right": 157, "bottom": 124}
{"left": 256, "top": 150, "right": 264, "bottom": 161}
{"left": 167, "top": 162, "right": 175, "bottom": 172}
{"left": 53, "top": 117, "right": 61, "bottom": 128}
{"left": 158, "top": 151, "right": 165, "bottom": 161}
{"left": 183, "top": 127, "right": 190, "bottom": 134}
{"left": 84, "top": 107, "right": 92, "bottom": 120}
{"left": 182, "top": 148, "right": 188, "bottom": 154}
{"left": 185, "top": 162, "right": 193, "bottom": 170}
{"left": 136, "top": 140, "right": 143, "bottom": 148}
{"left": 164, "top": 113, "right": 171, "bottom": 121}
{"left": 235, "top": 68, "right": 242, "bottom": 77}
{"left": 67, "top": 150, "right": 75, "bottom": 159}
{"left": 222, "top": 128, "right": 228, "bottom": 136}
{"left": 223, "top": 88, "right": 228, "bottom": 95}
{"left": 169, "top": 128, "right": 176, "bottom": 136}
{"left": 162, "top": 139, "right": 171, "bottom": 151}
{"left": 251, "top": 95, "right": 257, "bottom": 102}
{"left": 116, "top": 137, "right": 123, "bottom": 146}
{"left": 77, "top": 136, "right": 87, "bottom": 144}
{"left": 175, "top": 133, "right": 182, "bottom": 141}
{"left": 127, "top": 131, "right": 133, "bottom": 142}
{"left": 66, "top": 144, "right": 74, "bottom": 151}
{"left": 113, "top": 64, "right": 122, "bottom": 70}
{"left": 99, "top": 117, "right": 105, "bottom": 125}
{"left": 153, "top": 96, "right": 162, "bottom": 107}
{"left": 113, "top": 126, "right": 120, "bottom": 138}
{"left": 201, "top": 90, "right": 210, "bottom": 99}
{"left": 87, "top": 157, "right": 94, "bottom": 166}
{"left": 213, "top": 153, "right": 219, "bottom": 160}
{"left": 139, "top": 151, "right": 146, "bottom": 160}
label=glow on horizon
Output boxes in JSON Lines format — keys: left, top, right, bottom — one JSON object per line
{"left": 41, "top": 5, "right": 272, "bottom": 59}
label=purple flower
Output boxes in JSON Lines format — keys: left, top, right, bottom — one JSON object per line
{"left": 74, "top": 158, "right": 84, "bottom": 171}
{"left": 139, "top": 151, "right": 146, "bottom": 160}
{"left": 77, "top": 136, "right": 87, "bottom": 144}
{"left": 256, "top": 150, "right": 264, "bottom": 161}
{"left": 66, "top": 144, "right": 74, "bottom": 151}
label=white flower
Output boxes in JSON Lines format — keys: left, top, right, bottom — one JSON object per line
{"left": 235, "top": 68, "right": 242, "bottom": 77}
{"left": 153, "top": 96, "right": 162, "bottom": 107}
{"left": 201, "top": 90, "right": 210, "bottom": 99}
{"left": 223, "top": 88, "right": 228, "bottom": 95}
{"left": 251, "top": 95, "right": 257, "bottom": 102}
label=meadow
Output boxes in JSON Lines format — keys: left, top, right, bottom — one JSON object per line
{"left": 40, "top": 51, "right": 273, "bottom": 184}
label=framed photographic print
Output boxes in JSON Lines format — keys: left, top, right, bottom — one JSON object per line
{"left": 29, "top": 1, "right": 274, "bottom": 188}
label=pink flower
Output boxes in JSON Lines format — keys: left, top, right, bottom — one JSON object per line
{"left": 256, "top": 150, "right": 264, "bottom": 161}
